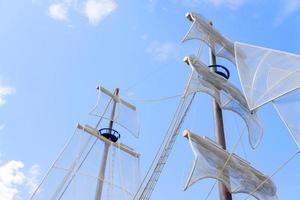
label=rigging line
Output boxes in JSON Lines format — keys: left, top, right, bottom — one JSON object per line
{"left": 134, "top": 93, "right": 196, "bottom": 199}
{"left": 58, "top": 137, "right": 98, "bottom": 200}
{"left": 30, "top": 127, "right": 78, "bottom": 199}
{"left": 89, "top": 91, "right": 113, "bottom": 129}
{"left": 134, "top": 73, "right": 195, "bottom": 199}
{"left": 243, "top": 149, "right": 300, "bottom": 200}
{"left": 233, "top": 112, "right": 248, "bottom": 161}
{"left": 56, "top": 96, "right": 116, "bottom": 198}
{"left": 51, "top": 133, "right": 96, "bottom": 199}
{"left": 127, "top": 94, "right": 182, "bottom": 103}
{"left": 204, "top": 122, "right": 247, "bottom": 200}
{"left": 142, "top": 93, "right": 196, "bottom": 199}
{"left": 133, "top": 97, "right": 187, "bottom": 195}
{"left": 124, "top": 63, "right": 170, "bottom": 93}
{"left": 53, "top": 97, "right": 113, "bottom": 198}
{"left": 117, "top": 143, "right": 129, "bottom": 200}
{"left": 134, "top": 98, "right": 186, "bottom": 197}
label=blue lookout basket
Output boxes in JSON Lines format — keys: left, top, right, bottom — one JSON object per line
{"left": 99, "top": 128, "right": 121, "bottom": 143}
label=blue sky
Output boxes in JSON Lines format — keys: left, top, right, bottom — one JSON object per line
{"left": 1, "top": 0, "right": 300, "bottom": 199}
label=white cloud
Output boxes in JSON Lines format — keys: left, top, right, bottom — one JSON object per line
{"left": 274, "top": 0, "right": 300, "bottom": 25}
{"left": 0, "top": 161, "right": 40, "bottom": 199}
{"left": 0, "top": 86, "right": 15, "bottom": 107}
{"left": 83, "top": 0, "right": 117, "bottom": 26}
{"left": 47, "top": 0, "right": 117, "bottom": 26}
{"left": 26, "top": 165, "right": 41, "bottom": 195}
{"left": 48, "top": 3, "right": 69, "bottom": 21}
{"left": 146, "top": 41, "right": 179, "bottom": 61}
{"left": 0, "top": 161, "right": 25, "bottom": 200}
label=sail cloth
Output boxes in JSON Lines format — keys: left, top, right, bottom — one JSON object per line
{"left": 90, "top": 86, "right": 140, "bottom": 138}
{"left": 31, "top": 125, "right": 140, "bottom": 200}
{"left": 235, "top": 42, "right": 300, "bottom": 111}
{"left": 272, "top": 89, "right": 300, "bottom": 148}
{"left": 185, "top": 55, "right": 263, "bottom": 149}
{"left": 182, "top": 12, "right": 235, "bottom": 64}
{"left": 183, "top": 130, "right": 278, "bottom": 200}
{"left": 235, "top": 42, "right": 300, "bottom": 148}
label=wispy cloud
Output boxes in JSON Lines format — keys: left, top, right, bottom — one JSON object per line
{"left": 83, "top": 0, "right": 117, "bottom": 26}
{"left": 146, "top": 41, "right": 179, "bottom": 62}
{"left": 0, "top": 86, "right": 15, "bottom": 107}
{"left": 0, "top": 160, "right": 40, "bottom": 199}
{"left": 48, "top": 3, "right": 69, "bottom": 21}
{"left": 46, "top": 0, "right": 117, "bottom": 26}
{"left": 274, "top": 0, "right": 300, "bottom": 26}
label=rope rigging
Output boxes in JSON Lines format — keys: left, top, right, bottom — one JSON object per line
{"left": 134, "top": 89, "right": 196, "bottom": 200}
{"left": 243, "top": 150, "right": 300, "bottom": 200}
{"left": 203, "top": 120, "right": 247, "bottom": 200}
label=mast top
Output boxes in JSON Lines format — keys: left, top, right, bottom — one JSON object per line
{"left": 185, "top": 12, "right": 193, "bottom": 22}
{"left": 182, "top": 130, "right": 190, "bottom": 139}
{"left": 183, "top": 56, "right": 190, "bottom": 65}
{"left": 185, "top": 12, "right": 213, "bottom": 25}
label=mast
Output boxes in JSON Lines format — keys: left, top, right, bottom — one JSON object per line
{"left": 209, "top": 22, "right": 233, "bottom": 200}
{"left": 94, "top": 88, "right": 119, "bottom": 200}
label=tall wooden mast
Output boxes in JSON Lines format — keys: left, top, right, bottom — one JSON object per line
{"left": 209, "top": 22, "right": 233, "bottom": 200}
{"left": 94, "top": 88, "right": 119, "bottom": 200}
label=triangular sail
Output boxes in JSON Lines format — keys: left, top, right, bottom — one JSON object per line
{"left": 235, "top": 42, "right": 300, "bottom": 111}
{"left": 30, "top": 124, "right": 140, "bottom": 200}
{"left": 90, "top": 86, "right": 140, "bottom": 138}
{"left": 272, "top": 89, "right": 300, "bottom": 148}
{"left": 185, "top": 55, "right": 263, "bottom": 149}
{"left": 182, "top": 12, "right": 235, "bottom": 64}
{"left": 183, "top": 130, "right": 278, "bottom": 200}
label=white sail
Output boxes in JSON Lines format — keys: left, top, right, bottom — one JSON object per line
{"left": 182, "top": 12, "right": 235, "bottom": 64}
{"left": 30, "top": 125, "right": 140, "bottom": 200}
{"left": 235, "top": 42, "right": 300, "bottom": 111}
{"left": 90, "top": 86, "right": 140, "bottom": 138}
{"left": 272, "top": 89, "right": 300, "bottom": 148}
{"left": 183, "top": 130, "right": 278, "bottom": 200}
{"left": 185, "top": 55, "right": 263, "bottom": 149}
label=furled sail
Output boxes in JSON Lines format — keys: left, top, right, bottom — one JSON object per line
{"left": 30, "top": 124, "right": 140, "bottom": 200}
{"left": 185, "top": 55, "right": 263, "bottom": 149}
{"left": 235, "top": 42, "right": 300, "bottom": 111}
{"left": 182, "top": 12, "right": 235, "bottom": 64}
{"left": 90, "top": 86, "right": 140, "bottom": 138}
{"left": 183, "top": 130, "right": 278, "bottom": 200}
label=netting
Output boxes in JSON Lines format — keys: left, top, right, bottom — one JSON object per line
{"left": 90, "top": 86, "right": 140, "bottom": 138}
{"left": 183, "top": 130, "right": 278, "bottom": 200}
{"left": 133, "top": 72, "right": 197, "bottom": 200}
{"left": 272, "top": 88, "right": 300, "bottom": 148}
{"left": 31, "top": 127, "right": 140, "bottom": 200}
{"left": 185, "top": 55, "right": 263, "bottom": 149}
{"left": 235, "top": 42, "right": 300, "bottom": 111}
{"left": 182, "top": 12, "right": 235, "bottom": 64}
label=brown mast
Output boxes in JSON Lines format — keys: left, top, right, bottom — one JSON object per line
{"left": 209, "top": 22, "right": 233, "bottom": 200}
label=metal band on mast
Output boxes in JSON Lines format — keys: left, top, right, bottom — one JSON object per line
{"left": 208, "top": 22, "right": 233, "bottom": 200}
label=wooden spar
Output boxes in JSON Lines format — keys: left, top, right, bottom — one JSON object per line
{"left": 208, "top": 24, "right": 233, "bottom": 200}
{"left": 94, "top": 88, "right": 119, "bottom": 200}
{"left": 76, "top": 123, "right": 139, "bottom": 158}
{"left": 96, "top": 85, "right": 136, "bottom": 111}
